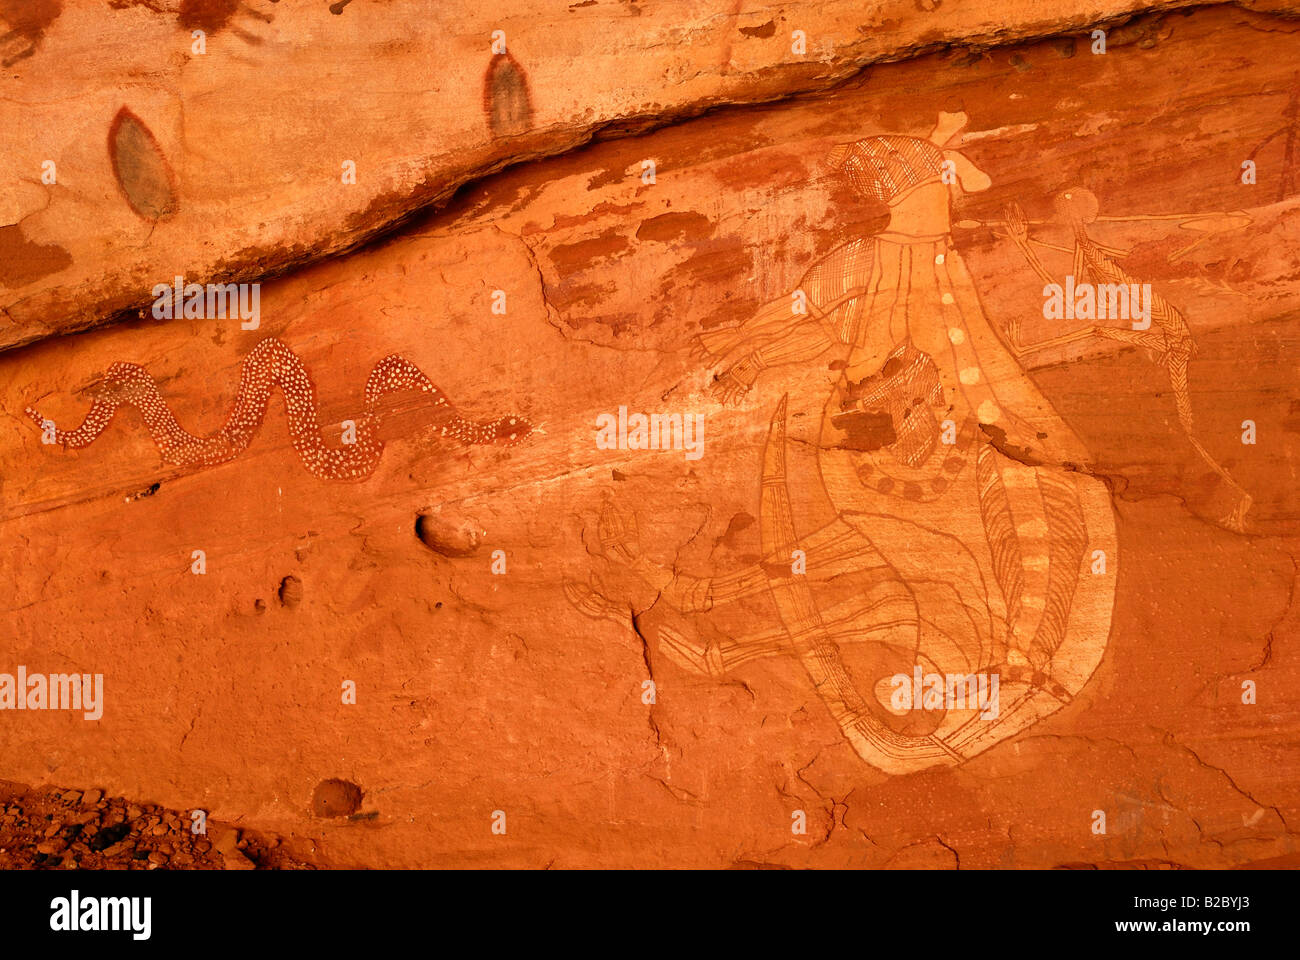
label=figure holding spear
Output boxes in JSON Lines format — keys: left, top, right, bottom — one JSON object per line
{"left": 991, "top": 190, "right": 1252, "bottom": 532}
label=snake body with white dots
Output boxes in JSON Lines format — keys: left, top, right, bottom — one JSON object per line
{"left": 25, "top": 337, "right": 532, "bottom": 480}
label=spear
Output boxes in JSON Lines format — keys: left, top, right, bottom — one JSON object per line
{"left": 957, "top": 210, "right": 1253, "bottom": 261}
{"left": 957, "top": 211, "right": 1252, "bottom": 229}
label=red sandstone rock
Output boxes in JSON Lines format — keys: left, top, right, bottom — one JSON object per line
{"left": 1, "top": 4, "right": 1299, "bottom": 870}
{"left": 2, "top": 0, "right": 1298, "bottom": 351}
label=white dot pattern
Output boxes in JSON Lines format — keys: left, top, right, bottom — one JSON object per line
{"left": 25, "top": 337, "right": 532, "bottom": 481}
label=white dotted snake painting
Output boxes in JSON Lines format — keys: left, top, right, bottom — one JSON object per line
{"left": 24, "top": 337, "right": 533, "bottom": 480}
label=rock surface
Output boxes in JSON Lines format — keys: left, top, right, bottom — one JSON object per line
{"left": 2, "top": 0, "right": 1298, "bottom": 350}
{"left": 0, "top": 780, "right": 316, "bottom": 869}
{"left": 2, "top": 3, "right": 1300, "bottom": 869}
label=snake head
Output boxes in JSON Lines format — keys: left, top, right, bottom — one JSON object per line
{"left": 486, "top": 415, "right": 534, "bottom": 445}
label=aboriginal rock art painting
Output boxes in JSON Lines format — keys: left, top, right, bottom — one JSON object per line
{"left": 108, "top": 107, "right": 180, "bottom": 223}
{"left": 25, "top": 336, "right": 533, "bottom": 481}
{"left": 572, "top": 111, "right": 1132, "bottom": 775}
{"left": 1249, "top": 71, "right": 1300, "bottom": 203}
{"left": 992, "top": 194, "right": 1253, "bottom": 531}
{"left": 484, "top": 52, "right": 535, "bottom": 139}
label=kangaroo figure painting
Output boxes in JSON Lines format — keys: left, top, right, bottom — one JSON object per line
{"left": 569, "top": 112, "right": 1117, "bottom": 774}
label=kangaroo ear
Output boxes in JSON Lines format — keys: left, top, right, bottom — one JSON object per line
{"left": 929, "top": 111, "right": 969, "bottom": 147}
{"left": 943, "top": 149, "right": 992, "bottom": 193}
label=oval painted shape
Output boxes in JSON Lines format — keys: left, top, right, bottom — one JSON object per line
{"left": 108, "top": 107, "right": 179, "bottom": 222}
{"left": 483, "top": 54, "right": 534, "bottom": 138}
